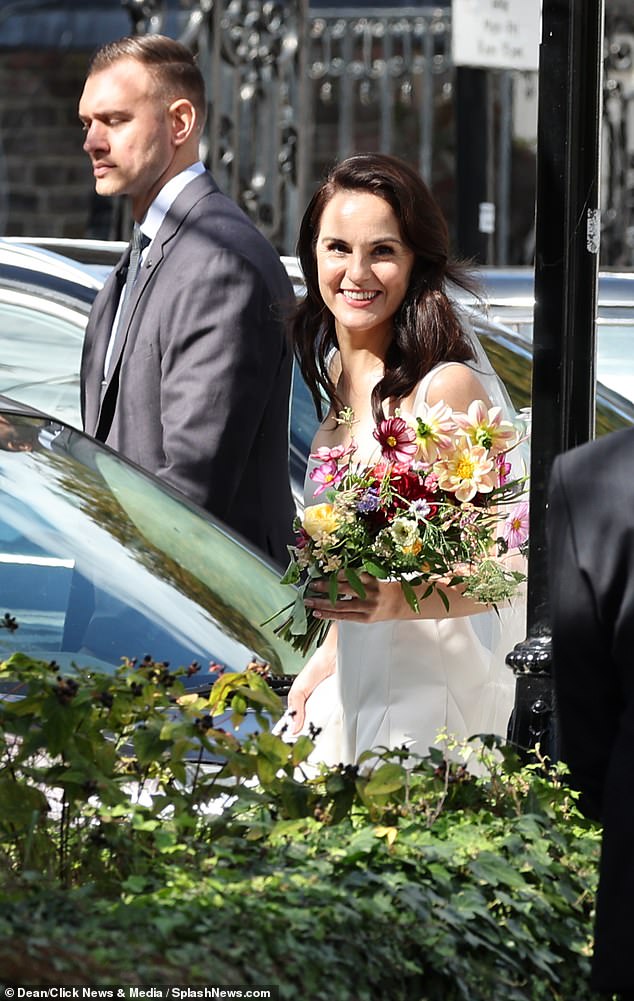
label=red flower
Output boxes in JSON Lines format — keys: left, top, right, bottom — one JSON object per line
{"left": 373, "top": 417, "right": 417, "bottom": 463}
{"left": 367, "top": 462, "right": 438, "bottom": 518}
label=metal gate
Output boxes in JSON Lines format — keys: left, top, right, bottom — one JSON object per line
{"left": 126, "top": 0, "right": 634, "bottom": 265}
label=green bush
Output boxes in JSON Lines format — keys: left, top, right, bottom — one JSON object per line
{"left": 0, "top": 653, "right": 602, "bottom": 999}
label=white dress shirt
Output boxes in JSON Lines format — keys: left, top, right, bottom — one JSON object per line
{"left": 103, "top": 161, "right": 207, "bottom": 378}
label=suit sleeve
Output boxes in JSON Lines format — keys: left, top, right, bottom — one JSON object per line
{"left": 547, "top": 456, "right": 614, "bottom": 820}
{"left": 155, "top": 247, "right": 290, "bottom": 519}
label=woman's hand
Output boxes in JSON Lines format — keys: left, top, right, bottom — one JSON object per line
{"left": 305, "top": 572, "right": 489, "bottom": 623}
{"left": 287, "top": 625, "right": 338, "bottom": 734}
{"left": 305, "top": 574, "right": 406, "bottom": 623}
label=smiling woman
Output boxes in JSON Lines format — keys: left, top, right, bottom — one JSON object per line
{"left": 315, "top": 190, "right": 415, "bottom": 347}
{"left": 279, "top": 152, "right": 529, "bottom": 769}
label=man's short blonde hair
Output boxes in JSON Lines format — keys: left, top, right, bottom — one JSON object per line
{"left": 87, "top": 35, "right": 207, "bottom": 125}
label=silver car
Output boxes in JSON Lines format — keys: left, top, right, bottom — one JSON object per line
{"left": 1, "top": 238, "right": 633, "bottom": 447}
{"left": 0, "top": 394, "right": 305, "bottom": 703}
{"left": 478, "top": 266, "right": 634, "bottom": 408}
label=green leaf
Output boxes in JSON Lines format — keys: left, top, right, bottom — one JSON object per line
{"left": 401, "top": 579, "right": 420, "bottom": 613}
{"left": 256, "top": 756, "right": 279, "bottom": 785}
{"left": 230, "top": 694, "right": 247, "bottom": 719}
{"left": 365, "top": 762, "right": 408, "bottom": 796}
{"left": 289, "top": 592, "right": 308, "bottom": 636}
{"left": 279, "top": 780, "right": 311, "bottom": 818}
{"left": 328, "top": 573, "right": 339, "bottom": 606}
{"left": 280, "top": 561, "right": 301, "bottom": 586}
{"left": 469, "top": 853, "right": 529, "bottom": 890}
{"left": 256, "top": 731, "right": 291, "bottom": 768}
{"left": 122, "top": 874, "right": 149, "bottom": 894}
{"left": 291, "top": 735, "right": 315, "bottom": 765}
{"left": 345, "top": 566, "right": 367, "bottom": 598}
{"left": 40, "top": 700, "right": 78, "bottom": 757}
{"left": 133, "top": 724, "right": 170, "bottom": 765}
{"left": 362, "top": 560, "right": 390, "bottom": 579}
{"left": 0, "top": 778, "right": 49, "bottom": 829}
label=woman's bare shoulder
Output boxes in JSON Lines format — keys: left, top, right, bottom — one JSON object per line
{"left": 423, "top": 362, "right": 491, "bottom": 410}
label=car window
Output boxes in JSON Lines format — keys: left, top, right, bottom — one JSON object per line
{"left": 0, "top": 416, "right": 304, "bottom": 688}
{"left": 596, "top": 320, "right": 634, "bottom": 404}
{"left": 0, "top": 293, "right": 84, "bottom": 426}
{"left": 290, "top": 361, "right": 320, "bottom": 490}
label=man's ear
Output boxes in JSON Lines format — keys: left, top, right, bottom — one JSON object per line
{"left": 168, "top": 98, "right": 197, "bottom": 146}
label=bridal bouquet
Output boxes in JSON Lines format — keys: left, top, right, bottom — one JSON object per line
{"left": 272, "top": 400, "right": 529, "bottom": 655}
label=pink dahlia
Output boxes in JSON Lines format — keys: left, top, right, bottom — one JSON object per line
{"left": 453, "top": 400, "right": 518, "bottom": 456}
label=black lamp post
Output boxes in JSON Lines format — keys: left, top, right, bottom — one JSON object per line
{"left": 506, "top": 0, "right": 606, "bottom": 755}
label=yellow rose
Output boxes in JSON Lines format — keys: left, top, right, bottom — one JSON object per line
{"left": 303, "top": 503, "right": 341, "bottom": 540}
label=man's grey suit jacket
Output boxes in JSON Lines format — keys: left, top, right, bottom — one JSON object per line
{"left": 81, "top": 171, "right": 296, "bottom": 569}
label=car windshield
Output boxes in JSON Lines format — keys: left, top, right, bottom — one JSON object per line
{"left": 0, "top": 413, "right": 304, "bottom": 687}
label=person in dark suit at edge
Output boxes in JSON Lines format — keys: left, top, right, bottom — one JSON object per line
{"left": 548, "top": 426, "right": 634, "bottom": 1001}
{"left": 78, "top": 35, "right": 296, "bottom": 569}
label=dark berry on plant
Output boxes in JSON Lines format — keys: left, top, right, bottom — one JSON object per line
{"left": 1, "top": 612, "right": 18, "bottom": 632}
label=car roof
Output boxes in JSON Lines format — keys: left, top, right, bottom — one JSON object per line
{"left": 4, "top": 236, "right": 126, "bottom": 280}
{"left": 478, "top": 265, "right": 634, "bottom": 310}
{"left": 0, "top": 239, "right": 102, "bottom": 309}
{"left": 0, "top": 239, "right": 104, "bottom": 288}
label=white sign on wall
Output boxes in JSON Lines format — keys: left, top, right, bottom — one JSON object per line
{"left": 452, "top": 0, "right": 541, "bottom": 72}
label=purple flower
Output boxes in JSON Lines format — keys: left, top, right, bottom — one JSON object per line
{"left": 409, "top": 498, "right": 432, "bottom": 520}
{"left": 357, "top": 487, "right": 381, "bottom": 513}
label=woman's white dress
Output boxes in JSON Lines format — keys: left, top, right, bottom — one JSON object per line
{"left": 285, "top": 362, "right": 526, "bottom": 767}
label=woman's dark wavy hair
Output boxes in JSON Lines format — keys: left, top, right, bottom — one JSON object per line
{"left": 292, "top": 153, "right": 479, "bottom": 424}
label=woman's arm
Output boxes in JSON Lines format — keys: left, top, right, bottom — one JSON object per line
{"left": 286, "top": 623, "right": 338, "bottom": 733}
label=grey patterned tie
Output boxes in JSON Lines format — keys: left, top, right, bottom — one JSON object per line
{"left": 120, "top": 223, "right": 148, "bottom": 315}
{"left": 103, "top": 224, "right": 149, "bottom": 380}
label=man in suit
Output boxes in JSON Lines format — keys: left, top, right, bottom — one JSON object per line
{"left": 78, "top": 35, "right": 296, "bottom": 569}
{"left": 548, "top": 426, "right": 634, "bottom": 1000}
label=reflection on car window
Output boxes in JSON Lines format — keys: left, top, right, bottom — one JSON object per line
{"left": 92, "top": 448, "right": 303, "bottom": 675}
{"left": 0, "top": 418, "right": 303, "bottom": 686}
{"left": 0, "top": 299, "right": 83, "bottom": 425}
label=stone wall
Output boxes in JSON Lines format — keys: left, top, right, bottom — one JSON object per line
{"left": 0, "top": 48, "right": 107, "bottom": 238}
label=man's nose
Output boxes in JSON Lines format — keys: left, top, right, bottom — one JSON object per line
{"left": 83, "top": 122, "right": 107, "bottom": 154}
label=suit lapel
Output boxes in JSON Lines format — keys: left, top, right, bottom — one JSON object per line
{"left": 93, "top": 171, "right": 219, "bottom": 433}
{"left": 145, "top": 171, "right": 219, "bottom": 261}
{"left": 82, "top": 255, "right": 128, "bottom": 434}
